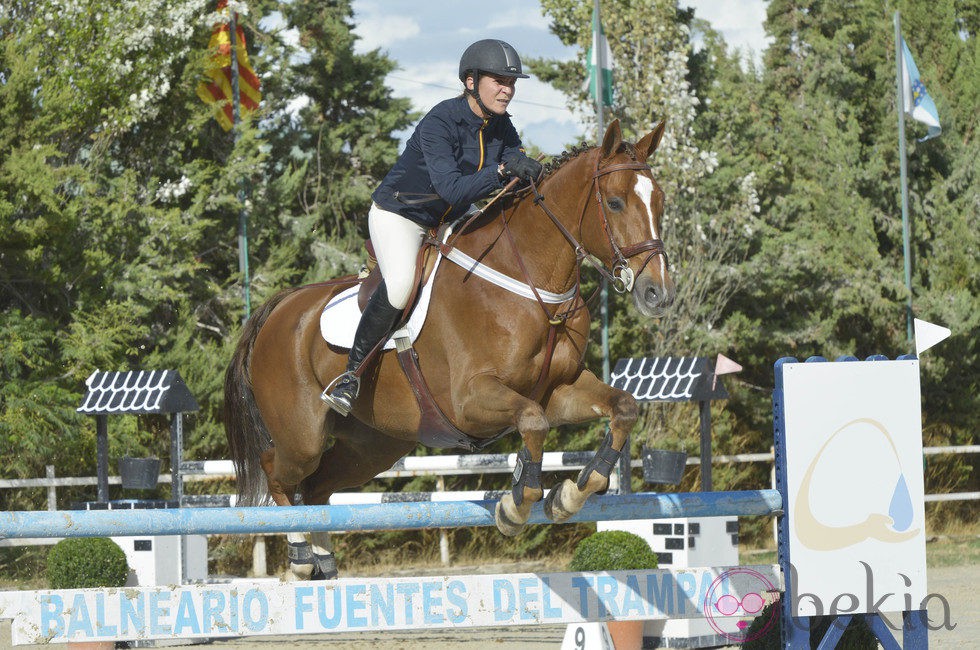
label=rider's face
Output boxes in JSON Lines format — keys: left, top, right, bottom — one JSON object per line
{"left": 468, "top": 74, "right": 516, "bottom": 116}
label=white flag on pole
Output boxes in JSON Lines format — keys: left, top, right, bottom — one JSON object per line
{"left": 913, "top": 318, "right": 950, "bottom": 355}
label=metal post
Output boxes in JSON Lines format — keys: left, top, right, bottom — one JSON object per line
{"left": 46, "top": 465, "right": 56, "bottom": 511}
{"left": 171, "top": 413, "right": 183, "bottom": 506}
{"left": 96, "top": 415, "right": 109, "bottom": 503}
{"left": 437, "top": 476, "right": 451, "bottom": 566}
{"left": 699, "top": 400, "right": 712, "bottom": 491}
{"left": 894, "top": 11, "right": 914, "bottom": 349}
{"left": 595, "top": 0, "right": 609, "bottom": 388}
{"left": 229, "top": 11, "right": 251, "bottom": 321}
{"left": 592, "top": 0, "right": 629, "bottom": 493}
{"left": 253, "top": 536, "right": 268, "bottom": 577}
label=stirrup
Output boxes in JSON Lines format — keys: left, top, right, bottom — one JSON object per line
{"left": 320, "top": 372, "right": 359, "bottom": 417}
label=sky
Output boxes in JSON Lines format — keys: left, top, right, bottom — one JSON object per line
{"left": 350, "top": 0, "right": 771, "bottom": 153}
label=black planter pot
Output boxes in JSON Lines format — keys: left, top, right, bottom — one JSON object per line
{"left": 641, "top": 447, "right": 687, "bottom": 486}
{"left": 118, "top": 456, "right": 161, "bottom": 490}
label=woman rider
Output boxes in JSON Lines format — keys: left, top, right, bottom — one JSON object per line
{"left": 322, "top": 39, "right": 544, "bottom": 416}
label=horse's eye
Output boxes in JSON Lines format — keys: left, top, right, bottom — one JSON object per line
{"left": 607, "top": 197, "right": 625, "bottom": 212}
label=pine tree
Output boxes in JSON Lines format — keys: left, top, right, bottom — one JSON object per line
{"left": 0, "top": 0, "right": 413, "bottom": 500}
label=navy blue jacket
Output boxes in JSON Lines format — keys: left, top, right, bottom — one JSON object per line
{"left": 372, "top": 96, "right": 525, "bottom": 227}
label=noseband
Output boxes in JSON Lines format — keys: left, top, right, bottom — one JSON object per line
{"left": 530, "top": 151, "right": 668, "bottom": 294}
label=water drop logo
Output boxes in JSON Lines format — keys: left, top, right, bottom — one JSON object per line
{"left": 889, "top": 474, "right": 914, "bottom": 532}
{"left": 794, "top": 418, "right": 919, "bottom": 551}
{"left": 703, "top": 567, "right": 778, "bottom": 643}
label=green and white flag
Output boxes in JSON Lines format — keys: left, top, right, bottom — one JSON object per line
{"left": 586, "top": 5, "right": 613, "bottom": 107}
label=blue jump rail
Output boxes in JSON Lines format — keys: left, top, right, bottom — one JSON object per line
{"left": 0, "top": 490, "right": 781, "bottom": 539}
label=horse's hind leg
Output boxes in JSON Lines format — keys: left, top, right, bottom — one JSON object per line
{"left": 259, "top": 439, "right": 330, "bottom": 580}
{"left": 253, "top": 395, "right": 333, "bottom": 580}
{"left": 541, "top": 370, "right": 638, "bottom": 522}
{"left": 301, "top": 420, "right": 416, "bottom": 578}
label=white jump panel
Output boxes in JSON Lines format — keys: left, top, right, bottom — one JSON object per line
{"left": 2, "top": 566, "right": 779, "bottom": 645}
{"left": 781, "top": 359, "right": 927, "bottom": 617}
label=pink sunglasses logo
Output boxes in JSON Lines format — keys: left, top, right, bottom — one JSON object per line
{"left": 713, "top": 591, "right": 768, "bottom": 616}
{"left": 703, "top": 568, "right": 779, "bottom": 643}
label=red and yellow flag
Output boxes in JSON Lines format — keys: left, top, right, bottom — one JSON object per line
{"left": 196, "top": 0, "right": 261, "bottom": 131}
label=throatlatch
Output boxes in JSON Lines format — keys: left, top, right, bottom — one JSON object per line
{"left": 575, "top": 430, "right": 623, "bottom": 490}
{"left": 510, "top": 446, "right": 542, "bottom": 506}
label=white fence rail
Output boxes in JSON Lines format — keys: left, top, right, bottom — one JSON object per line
{"left": 2, "top": 445, "right": 975, "bottom": 504}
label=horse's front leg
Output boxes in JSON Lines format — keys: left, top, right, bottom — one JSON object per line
{"left": 542, "top": 370, "right": 638, "bottom": 522}
{"left": 458, "top": 374, "right": 549, "bottom": 537}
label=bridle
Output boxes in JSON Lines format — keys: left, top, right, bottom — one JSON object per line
{"left": 439, "top": 148, "right": 669, "bottom": 328}
{"left": 528, "top": 149, "right": 668, "bottom": 295}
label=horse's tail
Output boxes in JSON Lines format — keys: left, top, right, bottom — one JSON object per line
{"left": 223, "top": 287, "right": 303, "bottom": 507}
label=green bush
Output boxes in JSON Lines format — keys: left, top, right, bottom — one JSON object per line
{"left": 741, "top": 602, "right": 878, "bottom": 649}
{"left": 568, "top": 530, "right": 659, "bottom": 572}
{"left": 46, "top": 538, "right": 129, "bottom": 589}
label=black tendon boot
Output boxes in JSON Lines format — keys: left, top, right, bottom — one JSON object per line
{"left": 321, "top": 283, "right": 402, "bottom": 416}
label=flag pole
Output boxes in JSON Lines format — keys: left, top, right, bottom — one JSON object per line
{"left": 229, "top": 11, "right": 252, "bottom": 321}
{"left": 592, "top": 0, "right": 611, "bottom": 384}
{"left": 591, "top": 0, "right": 629, "bottom": 493}
{"left": 594, "top": 0, "right": 609, "bottom": 387}
{"left": 894, "top": 11, "right": 913, "bottom": 349}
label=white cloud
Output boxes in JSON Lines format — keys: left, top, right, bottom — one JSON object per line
{"left": 353, "top": 14, "right": 421, "bottom": 53}
{"left": 384, "top": 60, "right": 460, "bottom": 114}
{"left": 486, "top": 7, "right": 550, "bottom": 31}
{"left": 685, "top": 0, "right": 772, "bottom": 64}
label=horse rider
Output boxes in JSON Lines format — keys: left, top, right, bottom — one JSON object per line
{"left": 321, "top": 39, "right": 544, "bottom": 416}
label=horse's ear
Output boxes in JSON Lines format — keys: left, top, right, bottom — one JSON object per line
{"left": 600, "top": 118, "right": 622, "bottom": 158}
{"left": 635, "top": 120, "right": 666, "bottom": 162}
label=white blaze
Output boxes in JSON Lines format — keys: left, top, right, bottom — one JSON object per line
{"left": 632, "top": 175, "right": 667, "bottom": 283}
{"left": 633, "top": 175, "right": 659, "bottom": 240}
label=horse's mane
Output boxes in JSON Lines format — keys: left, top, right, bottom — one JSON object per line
{"left": 541, "top": 140, "right": 638, "bottom": 178}
{"left": 488, "top": 141, "right": 637, "bottom": 216}
{"left": 542, "top": 143, "right": 593, "bottom": 177}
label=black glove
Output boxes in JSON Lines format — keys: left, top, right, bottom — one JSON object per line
{"left": 501, "top": 153, "right": 543, "bottom": 184}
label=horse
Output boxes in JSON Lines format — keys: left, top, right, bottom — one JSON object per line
{"left": 223, "top": 119, "right": 675, "bottom": 579}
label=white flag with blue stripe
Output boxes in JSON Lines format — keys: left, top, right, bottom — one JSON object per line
{"left": 900, "top": 37, "right": 941, "bottom": 141}
{"left": 585, "top": 6, "right": 613, "bottom": 107}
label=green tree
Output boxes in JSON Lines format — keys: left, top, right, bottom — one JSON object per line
{"left": 0, "top": 0, "right": 413, "bottom": 505}
{"left": 726, "top": 0, "right": 978, "bottom": 513}
{"left": 532, "top": 0, "right": 976, "bottom": 513}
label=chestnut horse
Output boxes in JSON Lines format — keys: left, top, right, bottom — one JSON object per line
{"left": 224, "top": 119, "right": 675, "bottom": 579}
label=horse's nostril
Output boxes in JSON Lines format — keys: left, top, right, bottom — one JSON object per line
{"left": 645, "top": 286, "right": 661, "bottom": 305}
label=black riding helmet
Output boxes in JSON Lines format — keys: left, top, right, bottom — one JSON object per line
{"left": 458, "top": 39, "right": 530, "bottom": 81}
{"left": 458, "top": 39, "right": 529, "bottom": 117}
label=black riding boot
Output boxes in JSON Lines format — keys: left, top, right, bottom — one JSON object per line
{"left": 321, "top": 283, "right": 402, "bottom": 416}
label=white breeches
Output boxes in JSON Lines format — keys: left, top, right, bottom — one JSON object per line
{"left": 368, "top": 203, "right": 427, "bottom": 309}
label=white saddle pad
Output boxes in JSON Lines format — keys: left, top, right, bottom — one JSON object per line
{"left": 319, "top": 252, "right": 445, "bottom": 350}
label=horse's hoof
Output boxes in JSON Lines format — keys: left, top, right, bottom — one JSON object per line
{"left": 311, "top": 552, "right": 339, "bottom": 580}
{"left": 495, "top": 495, "right": 527, "bottom": 537}
{"left": 285, "top": 561, "right": 315, "bottom": 582}
{"left": 543, "top": 479, "right": 577, "bottom": 523}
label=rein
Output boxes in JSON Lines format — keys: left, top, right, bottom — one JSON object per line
{"left": 432, "top": 149, "right": 669, "bottom": 328}
{"left": 530, "top": 152, "right": 668, "bottom": 296}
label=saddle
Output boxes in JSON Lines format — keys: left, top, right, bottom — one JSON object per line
{"left": 354, "top": 229, "right": 511, "bottom": 452}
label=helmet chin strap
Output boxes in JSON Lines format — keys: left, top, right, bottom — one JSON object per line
{"left": 468, "top": 72, "right": 493, "bottom": 119}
